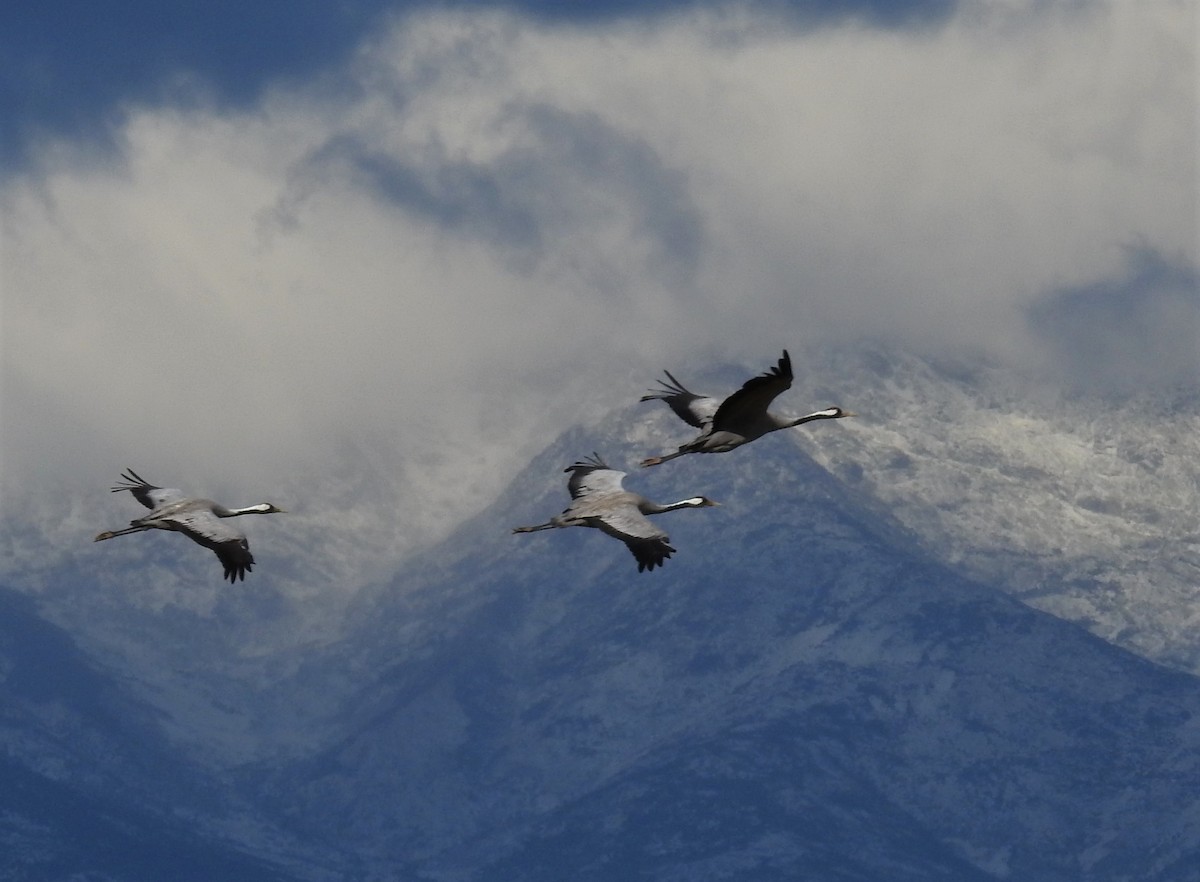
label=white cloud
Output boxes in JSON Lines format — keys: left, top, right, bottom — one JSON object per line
{"left": 1, "top": 2, "right": 1193, "bottom": 603}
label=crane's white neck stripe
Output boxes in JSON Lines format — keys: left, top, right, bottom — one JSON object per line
{"left": 234, "top": 503, "right": 274, "bottom": 514}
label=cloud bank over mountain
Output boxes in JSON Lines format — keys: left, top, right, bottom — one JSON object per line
{"left": 2, "top": 3, "right": 1193, "bottom": 587}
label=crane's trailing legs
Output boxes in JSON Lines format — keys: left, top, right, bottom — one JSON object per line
{"left": 512, "top": 522, "right": 556, "bottom": 533}
{"left": 640, "top": 450, "right": 687, "bottom": 468}
{"left": 94, "top": 525, "right": 152, "bottom": 542}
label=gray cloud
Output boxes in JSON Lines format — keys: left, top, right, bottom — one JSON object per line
{"left": 281, "top": 103, "right": 706, "bottom": 284}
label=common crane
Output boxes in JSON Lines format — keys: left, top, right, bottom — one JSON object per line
{"left": 93, "top": 469, "right": 284, "bottom": 582}
{"left": 513, "top": 454, "right": 718, "bottom": 572}
{"left": 639, "top": 350, "right": 854, "bottom": 467}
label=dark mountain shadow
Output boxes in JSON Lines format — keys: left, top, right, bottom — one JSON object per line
{"left": 0, "top": 587, "right": 317, "bottom": 882}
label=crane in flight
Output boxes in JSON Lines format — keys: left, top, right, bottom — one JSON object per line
{"left": 513, "top": 454, "right": 717, "bottom": 572}
{"left": 94, "top": 469, "right": 284, "bottom": 582}
{"left": 640, "top": 350, "right": 854, "bottom": 467}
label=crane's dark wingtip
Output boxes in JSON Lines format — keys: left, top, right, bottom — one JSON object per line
{"left": 633, "top": 540, "right": 675, "bottom": 572}
{"left": 223, "top": 563, "right": 252, "bottom": 583}
{"left": 218, "top": 539, "right": 255, "bottom": 583}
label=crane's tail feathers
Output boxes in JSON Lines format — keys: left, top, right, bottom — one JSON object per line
{"left": 565, "top": 453, "right": 608, "bottom": 473}
{"left": 640, "top": 369, "right": 693, "bottom": 402}
{"left": 111, "top": 468, "right": 154, "bottom": 493}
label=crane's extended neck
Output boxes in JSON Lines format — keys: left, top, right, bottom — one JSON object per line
{"left": 643, "top": 496, "right": 719, "bottom": 515}
{"left": 218, "top": 503, "right": 284, "bottom": 517}
{"left": 788, "top": 407, "right": 854, "bottom": 427}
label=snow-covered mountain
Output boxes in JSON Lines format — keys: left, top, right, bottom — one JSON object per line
{"left": 2, "top": 346, "right": 1196, "bottom": 879}
{"left": 229, "top": 414, "right": 1200, "bottom": 881}
{"left": 794, "top": 346, "right": 1200, "bottom": 674}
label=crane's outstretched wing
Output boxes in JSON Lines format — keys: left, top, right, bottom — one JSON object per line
{"left": 640, "top": 370, "right": 719, "bottom": 429}
{"left": 111, "top": 468, "right": 186, "bottom": 510}
{"left": 711, "top": 350, "right": 794, "bottom": 432}
{"left": 166, "top": 509, "right": 255, "bottom": 582}
{"left": 564, "top": 454, "right": 627, "bottom": 501}
{"left": 593, "top": 508, "right": 675, "bottom": 573}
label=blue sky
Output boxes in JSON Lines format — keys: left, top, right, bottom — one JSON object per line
{"left": 1, "top": 0, "right": 1195, "bottom": 597}
{"left": 0, "top": 0, "right": 956, "bottom": 169}
{"left": 2, "top": 0, "right": 388, "bottom": 167}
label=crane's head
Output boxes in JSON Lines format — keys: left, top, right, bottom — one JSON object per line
{"left": 682, "top": 496, "right": 720, "bottom": 508}
{"left": 247, "top": 503, "right": 286, "bottom": 514}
